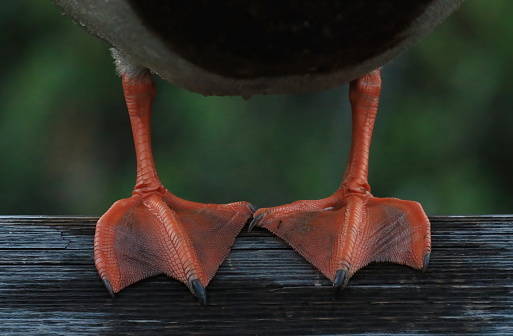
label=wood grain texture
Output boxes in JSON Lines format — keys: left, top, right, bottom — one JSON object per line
{"left": 0, "top": 215, "right": 512, "bottom": 335}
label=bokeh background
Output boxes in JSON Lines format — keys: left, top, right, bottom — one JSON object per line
{"left": 1, "top": 1, "right": 513, "bottom": 216}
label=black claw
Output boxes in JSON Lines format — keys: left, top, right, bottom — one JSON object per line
{"left": 422, "top": 253, "right": 431, "bottom": 273}
{"left": 248, "top": 203, "right": 258, "bottom": 213}
{"left": 248, "top": 213, "right": 264, "bottom": 232}
{"left": 191, "top": 279, "right": 207, "bottom": 305}
{"left": 333, "top": 269, "right": 347, "bottom": 288}
{"left": 102, "top": 279, "right": 115, "bottom": 298}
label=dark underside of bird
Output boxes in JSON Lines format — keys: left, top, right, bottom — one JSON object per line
{"left": 52, "top": 0, "right": 463, "bottom": 303}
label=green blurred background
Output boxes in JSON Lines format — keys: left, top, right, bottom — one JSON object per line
{"left": 1, "top": 1, "right": 512, "bottom": 216}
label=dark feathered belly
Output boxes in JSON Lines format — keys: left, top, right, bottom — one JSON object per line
{"left": 128, "top": 0, "right": 433, "bottom": 79}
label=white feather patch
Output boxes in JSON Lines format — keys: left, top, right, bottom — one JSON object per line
{"left": 110, "top": 48, "right": 147, "bottom": 78}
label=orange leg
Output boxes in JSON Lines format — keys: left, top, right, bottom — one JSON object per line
{"left": 250, "top": 69, "right": 430, "bottom": 287}
{"left": 94, "top": 69, "right": 254, "bottom": 303}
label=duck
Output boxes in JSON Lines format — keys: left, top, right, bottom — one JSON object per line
{"left": 52, "top": 0, "right": 464, "bottom": 303}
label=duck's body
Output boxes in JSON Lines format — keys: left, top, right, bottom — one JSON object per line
{"left": 52, "top": 0, "right": 463, "bottom": 302}
{"left": 55, "top": 0, "right": 461, "bottom": 95}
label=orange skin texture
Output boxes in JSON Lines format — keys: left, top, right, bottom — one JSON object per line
{"left": 253, "top": 69, "right": 431, "bottom": 284}
{"left": 94, "top": 68, "right": 430, "bottom": 298}
{"left": 94, "top": 72, "right": 254, "bottom": 297}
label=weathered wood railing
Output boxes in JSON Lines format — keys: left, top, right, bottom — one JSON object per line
{"left": 0, "top": 215, "right": 511, "bottom": 335}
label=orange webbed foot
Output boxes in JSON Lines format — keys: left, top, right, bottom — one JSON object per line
{"left": 250, "top": 192, "right": 430, "bottom": 287}
{"left": 251, "top": 69, "right": 431, "bottom": 288}
{"left": 95, "top": 191, "right": 254, "bottom": 302}
{"left": 94, "top": 58, "right": 254, "bottom": 303}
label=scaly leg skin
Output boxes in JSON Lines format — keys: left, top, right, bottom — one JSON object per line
{"left": 250, "top": 69, "right": 430, "bottom": 288}
{"left": 94, "top": 59, "right": 254, "bottom": 304}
